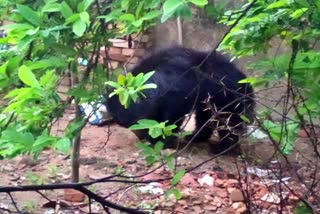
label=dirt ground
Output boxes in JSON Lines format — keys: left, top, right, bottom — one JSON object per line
{"left": 0, "top": 108, "right": 319, "bottom": 214}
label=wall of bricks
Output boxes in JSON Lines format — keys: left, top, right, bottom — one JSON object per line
{"left": 99, "top": 31, "right": 152, "bottom": 71}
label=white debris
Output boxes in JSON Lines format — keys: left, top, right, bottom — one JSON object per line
{"left": 261, "top": 192, "right": 281, "bottom": 204}
{"left": 247, "top": 126, "right": 268, "bottom": 139}
{"left": 247, "top": 167, "right": 271, "bottom": 178}
{"left": 271, "top": 177, "right": 291, "bottom": 184}
{"left": 197, "top": 174, "right": 214, "bottom": 186}
{"left": 139, "top": 182, "right": 164, "bottom": 195}
{"left": 80, "top": 100, "right": 112, "bottom": 125}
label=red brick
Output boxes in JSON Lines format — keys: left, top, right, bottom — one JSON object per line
{"left": 122, "top": 48, "right": 145, "bottom": 57}
{"left": 109, "top": 38, "right": 137, "bottom": 48}
{"left": 122, "top": 48, "right": 135, "bottom": 56}
{"left": 109, "top": 47, "right": 122, "bottom": 55}
{"left": 108, "top": 54, "right": 129, "bottom": 62}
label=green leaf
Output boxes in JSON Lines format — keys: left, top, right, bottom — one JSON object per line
{"left": 121, "top": 0, "right": 130, "bottom": 10}
{"left": 266, "top": 0, "right": 287, "bottom": 9}
{"left": 80, "top": 11, "right": 90, "bottom": 24}
{"left": 117, "top": 74, "right": 126, "bottom": 86}
{"left": 240, "top": 115, "right": 250, "bottom": 123}
{"left": 119, "top": 91, "right": 130, "bottom": 108}
{"left": 154, "top": 141, "right": 164, "bottom": 153}
{"left": 65, "top": 13, "right": 80, "bottom": 25}
{"left": 129, "top": 119, "right": 159, "bottom": 130}
{"left": 140, "top": 71, "right": 155, "bottom": 85}
{"left": 142, "top": 10, "right": 162, "bottom": 20}
{"left": 17, "top": 4, "right": 41, "bottom": 26}
{"left": 171, "top": 188, "right": 182, "bottom": 199}
{"left": 106, "top": 81, "right": 121, "bottom": 88}
{"left": 238, "top": 77, "right": 269, "bottom": 87}
{"left": 189, "top": 0, "right": 208, "bottom": 6}
{"left": 32, "top": 130, "right": 55, "bottom": 154}
{"left": 161, "top": 0, "right": 183, "bottom": 23}
{"left": 39, "top": 70, "right": 58, "bottom": 87}
{"left": 18, "top": 65, "right": 40, "bottom": 87}
{"left": 72, "top": 19, "right": 87, "bottom": 36}
{"left": 135, "top": 142, "right": 149, "bottom": 150}
{"left": 175, "top": 4, "right": 192, "bottom": 19}
{"left": 145, "top": 155, "right": 156, "bottom": 165}
{"left": 65, "top": 117, "right": 85, "bottom": 139}
{"left": 77, "top": 0, "right": 94, "bottom": 12}
{"left": 26, "top": 57, "right": 68, "bottom": 70}
{"left": 55, "top": 137, "right": 71, "bottom": 153}
{"left": 171, "top": 169, "right": 185, "bottom": 186}
{"left": 119, "top": 13, "right": 136, "bottom": 22}
{"left": 60, "top": 2, "right": 73, "bottom": 19}
{"left": 149, "top": 127, "right": 163, "bottom": 139}
{"left": 290, "top": 8, "right": 308, "bottom": 20}
{"left": 138, "top": 83, "right": 157, "bottom": 90}
{"left": 82, "top": 0, "right": 94, "bottom": 11}
{"left": 165, "top": 155, "right": 175, "bottom": 171}
{"left": 42, "top": 2, "right": 61, "bottom": 12}
{"left": 98, "top": 9, "right": 122, "bottom": 22}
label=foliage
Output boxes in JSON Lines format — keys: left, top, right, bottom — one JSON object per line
{"left": 219, "top": 0, "right": 320, "bottom": 155}
{"left": 129, "top": 119, "right": 177, "bottom": 139}
{"left": 99, "top": 0, "right": 208, "bottom": 36}
{"left": 294, "top": 202, "right": 313, "bottom": 214}
{"left": 262, "top": 120, "right": 299, "bottom": 154}
{"left": 219, "top": 0, "right": 320, "bottom": 56}
{"left": 25, "top": 171, "right": 47, "bottom": 185}
{"left": 205, "top": 0, "right": 230, "bottom": 22}
{"left": 0, "top": 0, "right": 207, "bottom": 160}
{"left": 22, "top": 200, "right": 37, "bottom": 214}
{"left": 131, "top": 119, "right": 187, "bottom": 200}
{"left": 106, "top": 72, "right": 157, "bottom": 109}
{"left": 136, "top": 141, "right": 174, "bottom": 169}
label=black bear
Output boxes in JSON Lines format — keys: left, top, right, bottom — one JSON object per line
{"left": 106, "top": 47, "right": 255, "bottom": 153}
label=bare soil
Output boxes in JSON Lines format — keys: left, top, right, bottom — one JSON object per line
{"left": 0, "top": 108, "right": 319, "bottom": 214}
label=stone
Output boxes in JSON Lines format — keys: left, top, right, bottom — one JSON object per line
{"left": 215, "top": 187, "right": 228, "bottom": 198}
{"left": 214, "top": 178, "right": 225, "bottom": 187}
{"left": 64, "top": 189, "right": 85, "bottom": 202}
{"left": 230, "top": 189, "right": 244, "bottom": 202}
{"left": 227, "top": 179, "right": 239, "bottom": 187}
{"left": 3, "top": 165, "right": 15, "bottom": 172}
{"left": 204, "top": 205, "right": 218, "bottom": 211}
{"left": 192, "top": 205, "right": 203, "bottom": 213}
{"left": 255, "top": 187, "right": 269, "bottom": 199}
